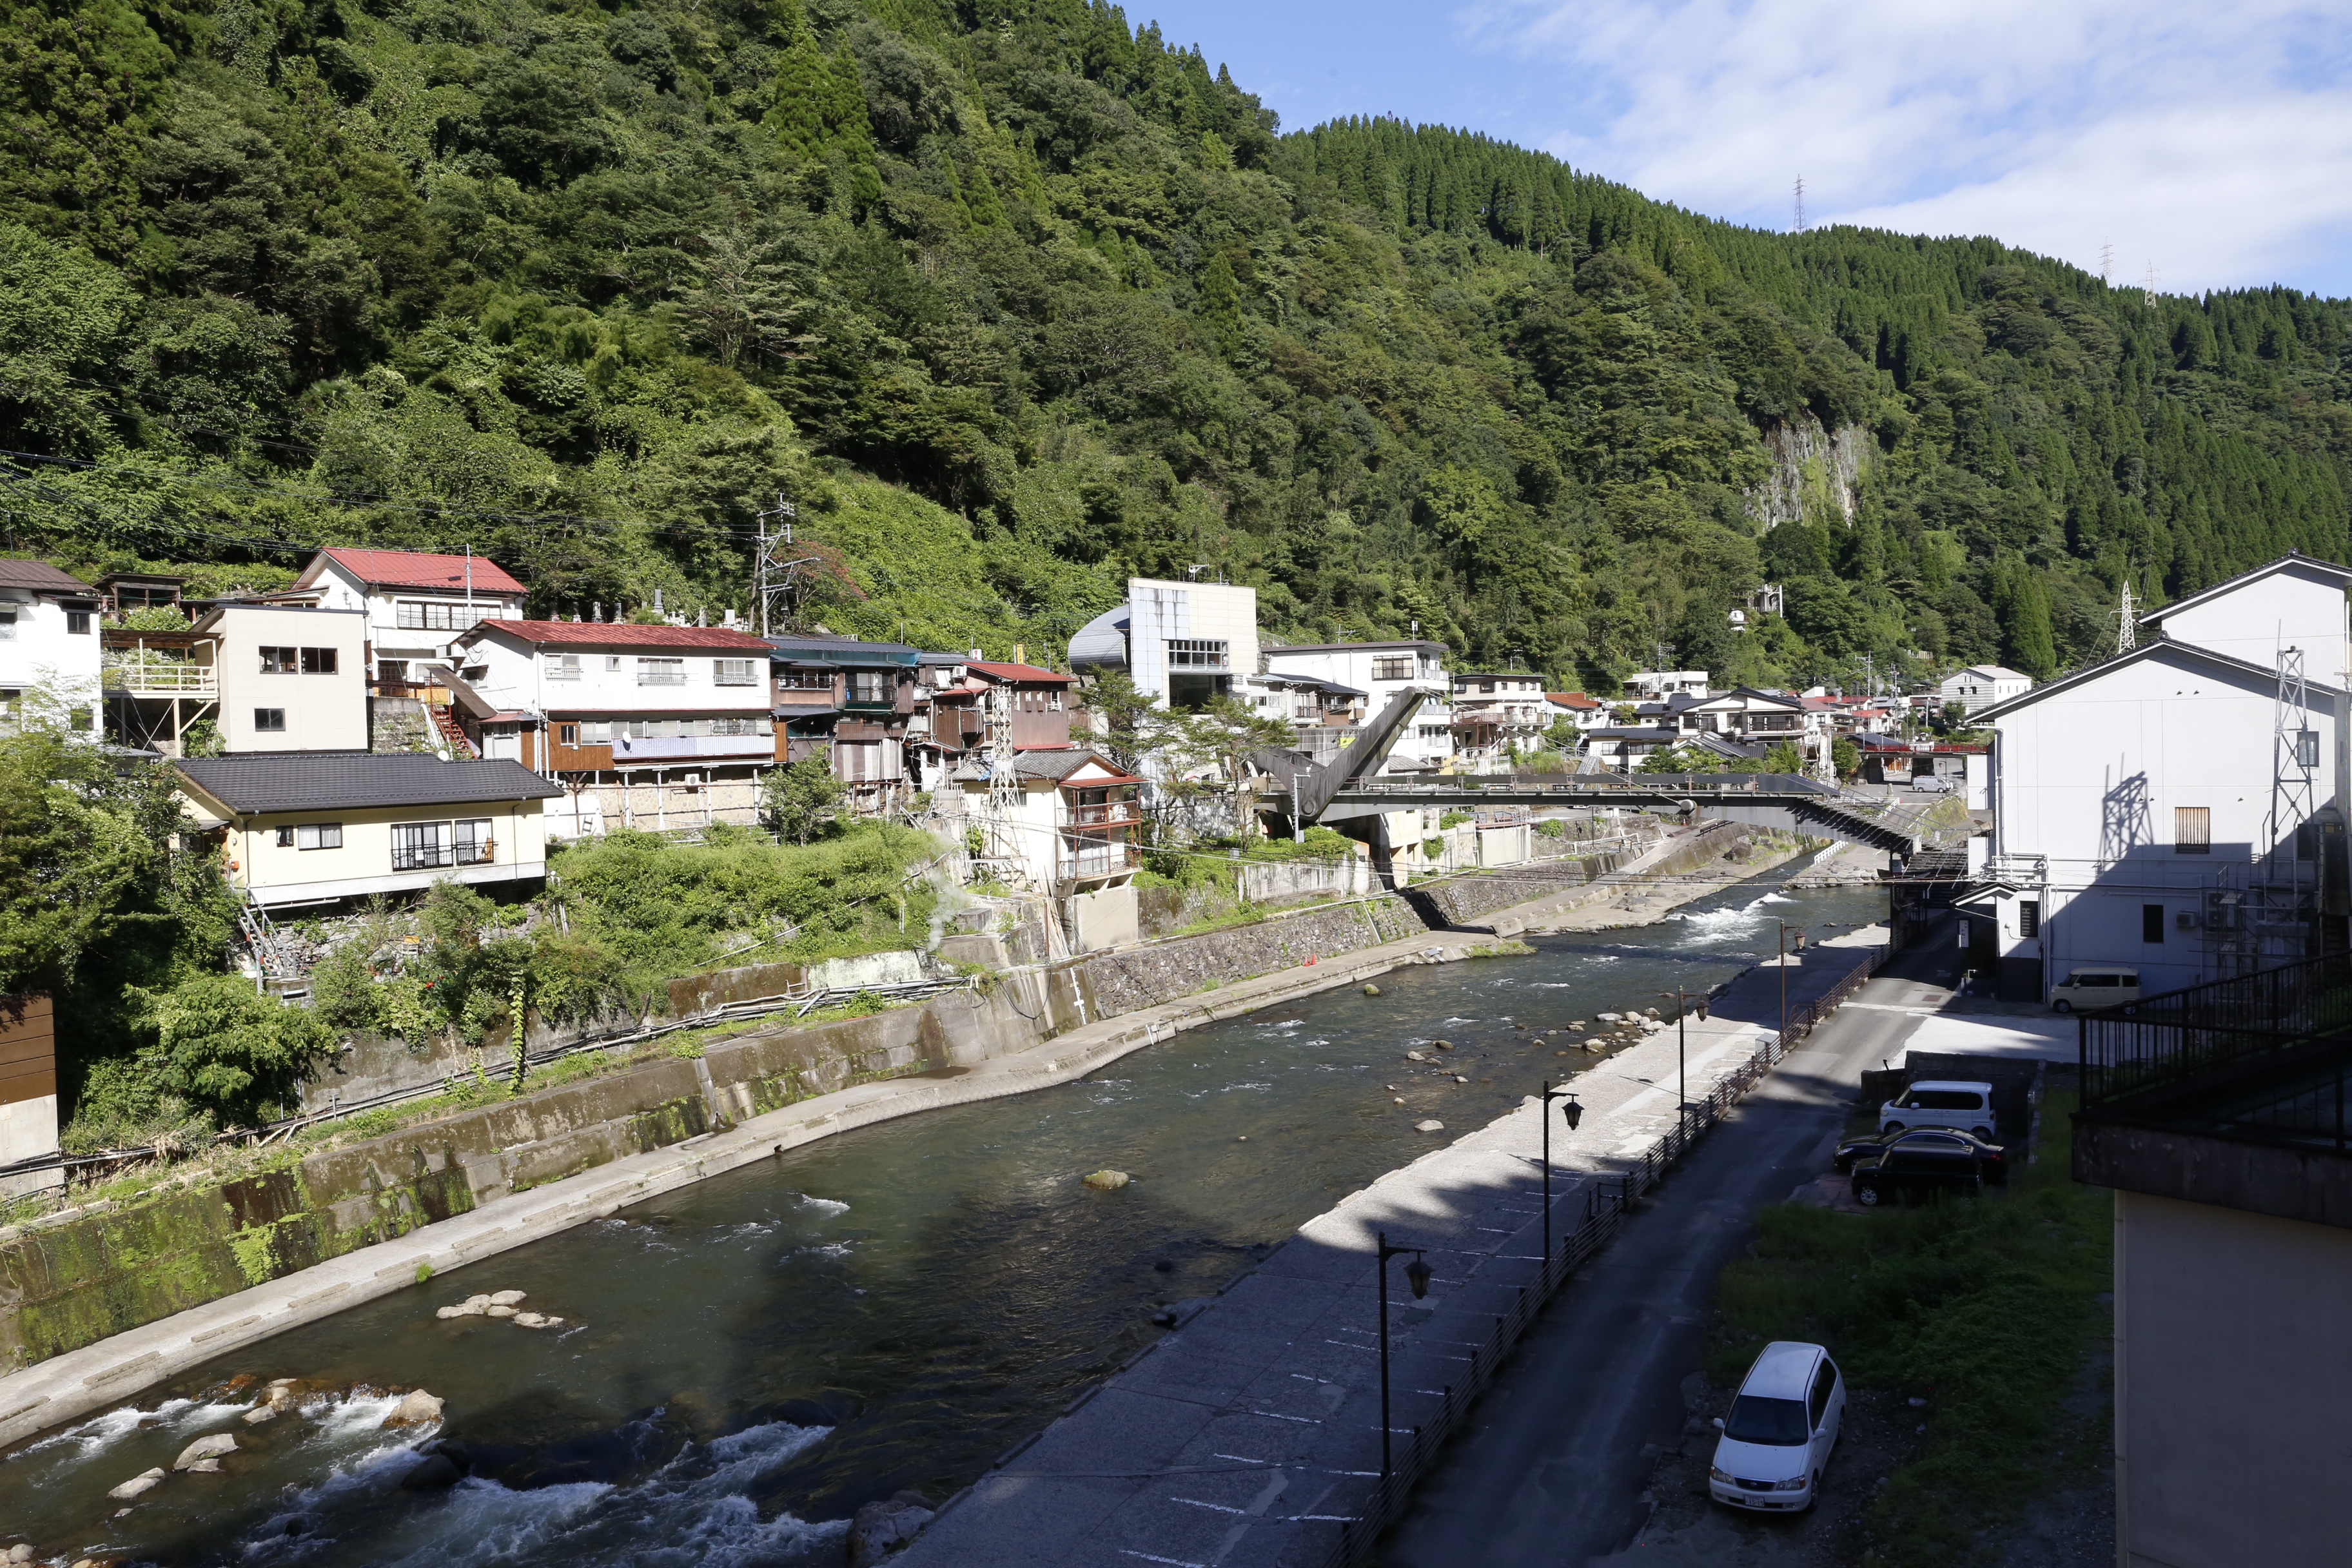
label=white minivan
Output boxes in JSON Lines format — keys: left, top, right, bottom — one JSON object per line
{"left": 1710, "top": 1340, "right": 1845, "bottom": 1512}
{"left": 2050, "top": 967, "right": 2140, "bottom": 1013}
{"left": 1877, "top": 1080, "right": 1996, "bottom": 1140}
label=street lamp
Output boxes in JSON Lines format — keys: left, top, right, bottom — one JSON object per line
{"left": 1537, "top": 1083, "right": 1585, "bottom": 1264}
{"left": 1771, "top": 920, "right": 1808, "bottom": 1044}
{"left": 1376, "top": 1231, "right": 1433, "bottom": 1477}
{"left": 1655, "top": 990, "right": 1710, "bottom": 1138}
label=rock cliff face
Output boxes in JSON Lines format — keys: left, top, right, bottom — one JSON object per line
{"left": 1749, "top": 413, "right": 1870, "bottom": 529}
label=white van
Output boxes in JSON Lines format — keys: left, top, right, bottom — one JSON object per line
{"left": 1709, "top": 1340, "right": 1845, "bottom": 1512}
{"left": 2050, "top": 967, "right": 2140, "bottom": 1013}
{"left": 1877, "top": 1080, "right": 1995, "bottom": 1140}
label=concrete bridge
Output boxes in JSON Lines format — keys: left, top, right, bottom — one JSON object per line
{"left": 1318, "top": 776, "right": 1925, "bottom": 855}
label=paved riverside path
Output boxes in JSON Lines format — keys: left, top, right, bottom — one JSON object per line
{"left": 897, "top": 928, "right": 1889, "bottom": 1568}
{"left": 1384, "top": 917, "right": 1973, "bottom": 1567}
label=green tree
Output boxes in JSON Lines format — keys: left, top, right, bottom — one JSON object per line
{"left": 764, "top": 752, "right": 847, "bottom": 844}
{"left": 137, "top": 972, "right": 333, "bottom": 1124}
{"left": 1832, "top": 735, "right": 1861, "bottom": 780}
{"left": 1761, "top": 741, "right": 1805, "bottom": 774}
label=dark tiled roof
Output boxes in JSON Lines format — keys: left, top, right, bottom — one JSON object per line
{"left": 1013, "top": 748, "right": 1132, "bottom": 782}
{"left": 0, "top": 558, "right": 95, "bottom": 593}
{"left": 176, "top": 752, "right": 563, "bottom": 814}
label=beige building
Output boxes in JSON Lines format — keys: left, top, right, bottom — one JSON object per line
{"left": 176, "top": 752, "right": 562, "bottom": 909}
{"left": 109, "top": 603, "right": 371, "bottom": 755}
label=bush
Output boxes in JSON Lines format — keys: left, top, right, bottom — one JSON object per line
{"left": 1534, "top": 819, "right": 1567, "bottom": 839}
{"left": 136, "top": 974, "right": 335, "bottom": 1125}
{"left": 1438, "top": 810, "right": 1474, "bottom": 830}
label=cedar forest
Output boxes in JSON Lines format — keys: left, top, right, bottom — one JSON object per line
{"left": 5, "top": 0, "right": 2352, "bottom": 1140}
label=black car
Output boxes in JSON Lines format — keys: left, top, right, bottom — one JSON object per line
{"left": 1848, "top": 1139, "right": 1988, "bottom": 1206}
{"left": 1834, "top": 1128, "right": 2008, "bottom": 1186}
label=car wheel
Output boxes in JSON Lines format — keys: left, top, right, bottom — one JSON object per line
{"left": 1971, "top": 1126, "right": 1994, "bottom": 1141}
{"left": 1881, "top": 1121, "right": 1905, "bottom": 1134}
{"left": 1853, "top": 1181, "right": 1881, "bottom": 1207}
{"left": 2052, "top": 999, "right": 2072, "bottom": 1013}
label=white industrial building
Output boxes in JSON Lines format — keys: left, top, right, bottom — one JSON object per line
{"left": 1972, "top": 553, "right": 2352, "bottom": 1002}
{"left": 1939, "top": 664, "right": 2032, "bottom": 714}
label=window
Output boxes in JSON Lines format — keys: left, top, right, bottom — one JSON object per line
{"left": 253, "top": 708, "right": 286, "bottom": 732}
{"left": 605, "top": 656, "right": 622, "bottom": 672}
{"left": 395, "top": 601, "right": 480, "bottom": 631}
{"left": 714, "top": 658, "right": 758, "bottom": 686}
{"left": 545, "top": 654, "right": 582, "bottom": 680}
{"left": 0, "top": 611, "right": 13, "bottom": 639}
{"left": 2175, "top": 806, "right": 2211, "bottom": 854}
{"left": 2297, "top": 729, "right": 2320, "bottom": 769}
{"left": 260, "top": 646, "right": 299, "bottom": 673}
{"left": 298, "top": 823, "right": 342, "bottom": 850}
{"left": 638, "top": 657, "right": 685, "bottom": 685}
{"left": 66, "top": 611, "right": 90, "bottom": 634}
{"left": 1166, "top": 638, "right": 1228, "bottom": 669}
{"left": 1372, "top": 655, "right": 1413, "bottom": 681}
{"left": 391, "top": 821, "right": 453, "bottom": 871}
{"left": 1479, "top": 681, "right": 1496, "bottom": 694}
{"left": 558, "top": 723, "right": 580, "bottom": 745}
{"left": 454, "top": 818, "right": 495, "bottom": 864}
{"left": 776, "top": 669, "right": 830, "bottom": 691}
{"left": 300, "top": 647, "right": 337, "bottom": 674}
{"left": 2018, "top": 899, "right": 2039, "bottom": 937}
{"left": 1808, "top": 1362, "right": 1837, "bottom": 1427}
{"left": 2144, "top": 904, "right": 2166, "bottom": 944}
{"left": 848, "top": 671, "right": 892, "bottom": 704}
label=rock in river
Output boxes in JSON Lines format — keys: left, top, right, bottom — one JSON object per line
{"left": 1415, "top": 1120, "right": 1446, "bottom": 1133}
{"left": 1362, "top": 983, "right": 1381, "bottom": 996}
{"left": 173, "top": 1433, "right": 237, "bottom": 1471}
{"left": 109, "top": 1467, "right": 167, "bottom": 1500}
{"left": 1081, "top": 1169, "right": 1131, "bottom": 1190}
{"left": 489, "top": 1289, "right": 527, "bottom": 1306}
{"left": 382, "top": 1390, "right": 445, "bottom": 1428}
{"left": 849, "top": 1492, "right": 937, "bottom": 1568}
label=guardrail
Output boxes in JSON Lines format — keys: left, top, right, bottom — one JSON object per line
{"left": 1306, "top": 943, "right": 1888, "bottom": 1568}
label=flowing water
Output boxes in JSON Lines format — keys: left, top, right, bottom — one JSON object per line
{"left": 0, "top": 874, "right": 1888, "bottom": 1565}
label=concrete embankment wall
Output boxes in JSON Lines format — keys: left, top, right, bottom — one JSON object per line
{"left": 0, "top": 821, "right": 1736, "bottom": 1377}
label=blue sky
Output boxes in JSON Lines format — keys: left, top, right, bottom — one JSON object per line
{"left": 1134, "top": 1, "right": 2352, "bottom": 299}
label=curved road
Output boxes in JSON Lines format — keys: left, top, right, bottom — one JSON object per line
{"left": 1382, "top": 914, "right": 1974, "bottom": 1567}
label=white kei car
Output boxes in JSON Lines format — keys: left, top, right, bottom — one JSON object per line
{"left": 1709, "top": 1340, "right": 1845, "bottom": 1513}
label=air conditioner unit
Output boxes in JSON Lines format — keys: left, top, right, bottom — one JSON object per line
{"left": 2177, "top": 910, "right": 2201, "bottom": 931}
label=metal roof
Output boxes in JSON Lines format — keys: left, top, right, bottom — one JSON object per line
{"left": 467, "top": 620, "right": 774, "bottom": 651}
{"left": 175, "top": 752, "right": 563, "bottom": 814}
{"left": 310, "top": 547, "right": 527, "bottom": 595}
{"left": 0, "top": 558, "right": 95, "bottom": 594}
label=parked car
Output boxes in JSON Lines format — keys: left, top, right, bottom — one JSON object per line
{"left": 1908, "top": 773, "right": 1955, "bottom": 793}
{"left": 1848, "top": 1139, "right": 1986, "bottom": 1206}
{"left": 1709, "top": 1340, "right": 1845, "bottom": 1512}
{"left": 1834, "top": 1127, "right": 2008, "bottom": 1186}
{"left": 1877, "top": 1079, "right": 1997, "bottom": 1139}
{"left": 2050, "top": 966, "right": 2141, "bottom": 1012}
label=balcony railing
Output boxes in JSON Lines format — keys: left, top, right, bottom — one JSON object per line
{"left": 637, "top": 671, "right": 687, "bottom": 686}
{"left": 1068, "top": 801, "right": 1142, "bottom": 828}
{"left": 1061, "top": 843, "right": 1139, "bottom": 881}
{"left": 103, "top": 657, "right": 215, "bottom": 696}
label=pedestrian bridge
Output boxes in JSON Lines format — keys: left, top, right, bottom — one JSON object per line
{"left": 1317, "top": 774, "right": 1924, "bottom": 856}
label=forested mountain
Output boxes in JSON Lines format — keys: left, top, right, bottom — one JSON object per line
{"left": 5, "top": 0, "right": 2350, "bottom": 687}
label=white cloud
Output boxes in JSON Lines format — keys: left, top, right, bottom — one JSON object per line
{"left": 1467, "top": 0, "right": 2352, "bottom": 294}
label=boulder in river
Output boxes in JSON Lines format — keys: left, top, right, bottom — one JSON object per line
{"left": 400, "top": 1453, "right": 464, "bottom": 1491}
{"left": 1596, "top": 1012, "right": 1622, "bottom": 1023}
{"left": 513, "top": 1311, "right": 549, "bottom": 1328}
{"left": 382, "top": 1390, "right": 445, "bottom": 1428}
{"left": 173, "top": 1433, "right": 238, "bottom": 1470}
{"left": 241, "top": 1406, "right": 277, "bottom": 1425}
{"left": 109, "top": 1466, "right": 167, "bottom": 1499}
{"left": 489, "top": 1289, "right": 527, "bottom": 1306}
{"left": 1433, "top": 1039, "right": 1455, "bottom": 1050}
{"left": 1404, "top": 1051, "right": 1426, "bottom": 1061}
{"left": 849, "top": 1492, "right": 936, "bottom": 1568}
{"left": 1362, "top": 983, "right": 1381, "bottom": 997}
{"left": 485, "top": 1304, "right": 517, "bottom": 1319}
{"left": 1081, "top": 1169, "right": 1130, "bottom": 1190}
{"left": 1415, "top": 1119, "right": 1446, "bottom": 1132}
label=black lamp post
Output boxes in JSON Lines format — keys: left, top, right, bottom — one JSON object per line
{"left": 1772, "top": 920, "right": 1807, "bottom": 1043}
{"left": 1655, "top": 990, "right": 1710, "bottom": 1138}
{"left": 1537, "top": 1082, "right": 1583, "bottom": 1264}
{"left": 1376, "top": 1231, "right": 1433, "bottom": 1477}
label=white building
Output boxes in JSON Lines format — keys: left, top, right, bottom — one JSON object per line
{"left": 0, "top": 559, "right": 100, "bottom": 730}
{"left": 1260, "top": 639, "right": 1452, "bottom": 770}
{"left": 1974, "top": 554, "right": 2352, "bottom": 1001}
{"left": 1623, "top": 670, "right": 1710, "bottom": 700}
{"left": 453, "top": 619, "right": 779, "bottom": 838}
{"left": 289, "top": 548, "right": 527, "bottom": 687}
{"left": 1449, "top": 670, "right": 1553, "bottom": 767}
{"left": 1939, "top": 665, "right": 2031, "bottom": 714}
{"left": 956, "top": 746, "right": 1142, "bottom": 954}
{"left": 1068, "top": 578, "right": 1259, "bottom": 709}
{"left": 103, "top": 602, "right": 370, "bottom": 756}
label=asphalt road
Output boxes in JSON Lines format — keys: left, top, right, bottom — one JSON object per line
{"left": 1380, "top": 916, "right": 1972, "bottom": 1567}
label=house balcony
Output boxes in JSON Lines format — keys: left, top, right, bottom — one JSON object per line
{"left": 1068, "top": 802, "right": 1142, "bottom": 829}
{"left": 1060, "top": 842, "right": 1139, "bottom": 883}
{"left": 613, "top": 734, "right": 774, "bottom": 761}
{"left": 103, "top": 657, "right": 216, "bottom": 697}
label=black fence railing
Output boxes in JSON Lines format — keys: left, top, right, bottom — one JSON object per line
{"left": 2079, "top": 950, "right": 2352, "bottom": 1109}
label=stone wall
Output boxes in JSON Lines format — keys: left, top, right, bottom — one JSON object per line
{"left": 1070, "top": 897, "right": 1427, "bottom": 1019}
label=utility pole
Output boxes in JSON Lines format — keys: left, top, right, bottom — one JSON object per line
{"left": 1792, "top": 177, "right": 1806, "bottom": 234}
{"left": 752, "top": 493, "right": 798, "bottom": 636}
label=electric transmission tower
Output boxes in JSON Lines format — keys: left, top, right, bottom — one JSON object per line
{"left": 2101, "top": 239, "right": 2114, "bottom": 284}
{"left": 2142, "top": 262, "right": 2159, "bottom": 308}
{"left": 2115, "top": 578, "right": 2136, "bottom": 654}
{"left": 1792, "top": 177, "right": 1807, "bottom": 234}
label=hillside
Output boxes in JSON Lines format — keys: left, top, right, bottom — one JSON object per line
{"left": 3, "top": 0, "right": 2349, "bottom": 687}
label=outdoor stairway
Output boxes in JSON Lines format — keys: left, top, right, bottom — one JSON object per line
{"left": 428, "top": 704, "right": 476, "bottom": 758}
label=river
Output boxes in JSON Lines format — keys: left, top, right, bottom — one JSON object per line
{"left": 0, "top": 871, "right": 1888, "bottom": 1565}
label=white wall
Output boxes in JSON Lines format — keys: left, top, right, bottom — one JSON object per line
{"left": 464, "top": 629, "right": 772, "bottom": 721}
{"left": 0, "top": 588, "right": 100, "bottom": 714}
{"left": 306, "top": 556, "right": 525, "bottom": 668}
{"left": 1262, "top": 643, "right": 1453, "bottom": 769}
{"left": 206, "top": 605, "right": 369, "bottom": 752}
{"left": 1127, "top": 578, "right": 1257, "bottom": 705}
{"left": 2151, "top": 562, "right": 2351, "bottom": 686}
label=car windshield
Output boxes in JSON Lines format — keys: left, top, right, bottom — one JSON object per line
{"left": 1723, "top": 1395, "right": 1811, "bottom": 1446}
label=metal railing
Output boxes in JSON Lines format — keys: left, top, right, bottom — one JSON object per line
{"left": 103, "top": 658, "right": 216, "bottom": 695}
{"left": 2080, "top": 949, "right": 2352, "bottom": 1112}
{"left": 1300, "top": 945, "right": 1888, "bottom": 1568}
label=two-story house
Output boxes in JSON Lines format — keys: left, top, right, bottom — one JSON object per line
{"left": 289, "top": 548, "right": 528, "bottom": 691}
{"left": 1973, "top": 553, "right": 2352, "bottom": 1001}
{"left": 764, "top": 633, "right": 922, "bottom": 809}
{"left": 453, "top": 620, "right": 778, "bottom": 838}
{"left": 106, "top": 603, "right": 369, "bottom": 755}
{"left": 1449, "top": 669, "right": 1551, "bottom": 768}
{"left": 1939, "top": 664, "right": 2032, "bottom": 714}
{"left": 920, "top": 656, "right": 1078, "bottom": 774}
{"left": 1260, "top": 639, "right": 1452, "bottom": 771}
{"left": 0, "top": 559, "right": 100, "bottom": 731}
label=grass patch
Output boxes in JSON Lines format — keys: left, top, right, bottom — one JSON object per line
{"left": 1709, "top": 1091, "right": 2112, "bottom": 1566}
